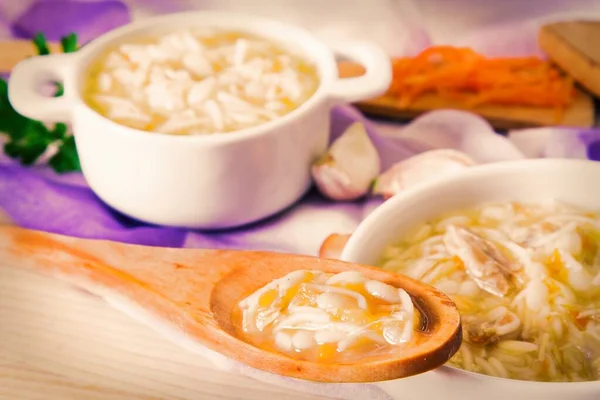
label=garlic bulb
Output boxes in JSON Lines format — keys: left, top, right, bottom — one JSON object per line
{"left": 372, "top": 149, "right": 476, "bottom": 199}
{"left": 311, "top": 122, "right": 381, "bottom": 201}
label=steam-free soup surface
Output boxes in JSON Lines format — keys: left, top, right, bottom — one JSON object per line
{"left": 83, "top": 29, "right": 319, "bottom": 135}
{"left": 235, "top": 270, "right": 421, "bottom": 363}
{"left": 379, "top": 200, "right": 600, "bottom": 382}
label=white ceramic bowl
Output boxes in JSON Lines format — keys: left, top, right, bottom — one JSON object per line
{"left": 8, "top": 11, "right": 391, "bottom": 229}
{"left": 342, "top": 159, "right": 600, "bottom": 400}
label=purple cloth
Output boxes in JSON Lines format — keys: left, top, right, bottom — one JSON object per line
{"left": 11, "top": 0, "right": 130, "bottom": 43}
{"left": 0, "top": 164, "right": 186, "bottom": 247}
{"left": 0, "top": 0, "right": 599, "bottom": 257}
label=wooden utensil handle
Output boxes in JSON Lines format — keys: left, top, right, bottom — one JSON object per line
{"left": 0, "top": 224, "right": 237, "bottom": 348}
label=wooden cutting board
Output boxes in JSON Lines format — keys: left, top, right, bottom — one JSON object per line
{"left": 539, "top": 21, "right": 600, "bottom": 99}
{"left": 338, "top": 61, "right": 596, "bottom": 130}
{"left": 0, "top": 39, "right": 61, "bottom": 72}
{"left": 1, "top": 38, "right": 595, "bottom": 130}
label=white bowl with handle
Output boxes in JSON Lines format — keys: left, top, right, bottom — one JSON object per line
{"left": 342, "top": 159, "right": 600, "bottom": 400}
{"left": 8, "top": 11, "right": 391, "bottom": 229}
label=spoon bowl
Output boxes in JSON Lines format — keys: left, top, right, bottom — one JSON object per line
{"left": 0, "top": 225, "right": 461, "bottom": 382}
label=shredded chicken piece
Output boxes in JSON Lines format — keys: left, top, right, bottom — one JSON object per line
{"left": 444, "top": 225, "right": 516, "bottom": 297}
{"left": 464, "top": 309, "right": 521, "bottom": 345}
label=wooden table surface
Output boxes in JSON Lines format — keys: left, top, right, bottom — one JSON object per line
{"left": 0, "top": 263, "right": 337, "bottom": 400}
{"left": 0, "top": 41, "right": 341, "bottom": 399}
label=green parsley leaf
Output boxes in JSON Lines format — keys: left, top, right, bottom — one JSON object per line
{"left": 4, "top": 120, "right": 52, "bottom": 165}
{"left": 54, "top": 82, "right": 64, "bottom": 97}
{"left": 32, "top": 32, "right": 50, "bottom": 55}
{"left": 60, "top": 33, "right": 78, "bottom": 53}
{"left": 49, "top": 135, "right": 80, "bottom": 173}
{"left": 48, "top": 122, "right": 68, "bottom": 140}
{"left": 0, "top": 33, "right": 81, "bottom": 173}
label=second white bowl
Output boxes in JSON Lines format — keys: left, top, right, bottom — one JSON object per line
{"left": 342, "top": 159, "right": 600, "bottom": 400}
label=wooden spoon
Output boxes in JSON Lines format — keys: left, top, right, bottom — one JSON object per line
{"left": 0, "top": 225, "right": 462, "bottom": 383}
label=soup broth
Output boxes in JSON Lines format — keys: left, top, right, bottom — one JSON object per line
{"left": 235, "top": 270, "right": 421, "bottom": 363}
{"left": 378, "top": 200, "right": 600, "bottom": 382}
{"left": 83, "top": 29, "right": 319, "bottom": 135}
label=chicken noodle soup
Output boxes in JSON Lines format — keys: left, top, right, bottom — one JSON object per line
{"left": 379, "top": 200, "right": 600, "bottom": 382}
{"left": 236, "top": 270, "right": 419, "bottom": 362}
{"left": 83, "top": 29, "right": 319, "bottom": 135}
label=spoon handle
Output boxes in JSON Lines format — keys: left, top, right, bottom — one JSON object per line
{"left": 0, "top": 225, "right": 239, "bottom": 331}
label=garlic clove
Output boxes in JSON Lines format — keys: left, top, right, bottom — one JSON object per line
{"left": 311, "top": 122, "right": 381, "bottom": 201}
{"left": 372, "top": 149, "right": 476, "bottom": 199}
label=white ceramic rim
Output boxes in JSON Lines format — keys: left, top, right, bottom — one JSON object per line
{"left": 342, "top": 158, "right": 600, "bottom": 388}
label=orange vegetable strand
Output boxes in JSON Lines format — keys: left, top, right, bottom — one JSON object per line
{"left": 386, "top": 46, "right": 575, "bottom": 115}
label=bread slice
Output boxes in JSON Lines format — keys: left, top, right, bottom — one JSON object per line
{"left": 539, "top": 21, "right": 600, "bottom": 98}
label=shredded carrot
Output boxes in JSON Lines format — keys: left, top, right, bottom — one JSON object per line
{"left": 386, "top": 46, "right": 575, "bottom": 115}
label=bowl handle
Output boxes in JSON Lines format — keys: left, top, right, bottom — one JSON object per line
{"left": 328, "top": 41, "right": 392, "bottom": 103}
{"left": 8, "top": 53, "right": 78, "bottom": 122}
